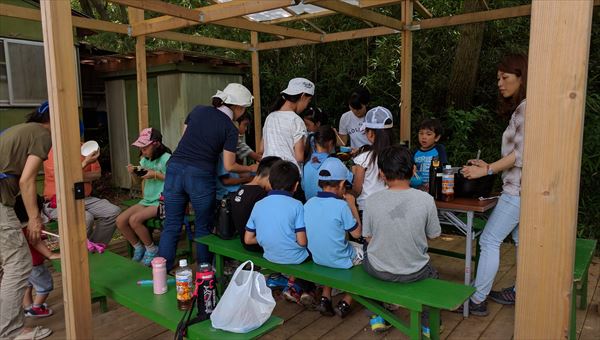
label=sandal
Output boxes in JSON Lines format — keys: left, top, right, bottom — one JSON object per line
{"left": 14, "top": 326, "right": 52, "bottom": 340}
{"left": 86, "top": 240, "right": 106, "bottom": 254}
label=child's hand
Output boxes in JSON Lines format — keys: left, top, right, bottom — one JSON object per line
{"left": 126, "top": 164, "right": 134, "bottom": 174}
{"left": 49, "top": 253, "right": 60, "bottom": 260}
{"left": 141, "top": 170, "right": 156, "bottom": 180}
{"left": 248, "top": 163, "right": 259, "bottom": 173}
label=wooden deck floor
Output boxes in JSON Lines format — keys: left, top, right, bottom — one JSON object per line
{"left": 27, "top": 235, "right": 600, "bottom": 340}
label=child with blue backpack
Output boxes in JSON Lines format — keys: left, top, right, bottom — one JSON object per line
{"left": 304, "top": 157, "right": 362, "bottom": 318}
{"left": 302, "top": 126, "right": 353, "bottom": 201}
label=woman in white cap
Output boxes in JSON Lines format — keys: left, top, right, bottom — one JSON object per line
{"left": 261, "top": 77, "right": 314, "bottom": 172}
{"left": 352, "top": 106, "right": 394, "bottom": 215}
{"left": 158, "top": 83, "right": 257, "bottom": 270}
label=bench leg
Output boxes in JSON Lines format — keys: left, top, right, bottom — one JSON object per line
{"left": 578, "top": 267, "right": 589, "bottom": 310}
{"left": 351, "top": 294, "right": 422, "bottom": 339}
{"left": 215, "top": 254, "right": 224, "bottom": 297}
{"left": 570, "top": 286, "right": 576, "bottom": 340}
{"left": 91, "top": 294, "right": 108, "bottom": 313}
{"left": 429, "top": 308, "right": 441, "bottom": 340}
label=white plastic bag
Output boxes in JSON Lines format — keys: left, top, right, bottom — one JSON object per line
{"left": 210, "top": 260, "right": 276, "bottom": 333}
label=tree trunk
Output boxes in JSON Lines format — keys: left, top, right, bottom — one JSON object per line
{"left": 446, "top": 0, "right": 486, "bottom": 109}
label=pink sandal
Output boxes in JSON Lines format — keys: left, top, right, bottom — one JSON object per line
{"left": 86, "top": 240, "right": 107, "bottom": 254}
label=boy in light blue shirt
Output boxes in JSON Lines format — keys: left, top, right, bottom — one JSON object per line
{"left": 245, "top": 160, "right": 315, "bottom": 306}
{"left": 305, "top": 157, "right": 362, "bottom": 318}
{"left": 412, "top": 118, "right": 448, "bottom": 189}
{"left": 216, "top": 153, "right": 252, "bottom": 200}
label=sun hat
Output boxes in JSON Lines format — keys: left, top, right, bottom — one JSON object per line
{"left": 212, "top": 83, "right": 254, "bottom": 107}
{"left": 360, "top": 106, "right": 393, "bottom": 131}
{"left": 132, "top": 128, "right": 162, "bottom": 148}
{"left": 318, "top": 157, "right": 353, "bottom": 183}
{"left": 281, "top": 78, "right": 315, "bottom": 96}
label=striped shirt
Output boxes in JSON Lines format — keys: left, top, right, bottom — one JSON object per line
{"left": 262, "top": 110, "right": 306, "bottom": 170}
{"left": 501, "top": 100, "right": 526, "bottom": 196}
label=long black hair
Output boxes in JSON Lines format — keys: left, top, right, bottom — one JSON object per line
{"left": 357, "top": 126, "right": 394, "bottom": 168}
{"left": 143, "top": 128, "right": 172, "bottom": 161}
{"left": 306, "top": 125, "right": 336, "bottom": 162}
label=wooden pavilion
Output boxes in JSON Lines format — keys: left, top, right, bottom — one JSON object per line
{"left": 2, "top": 0, "right": 596, "bottom": 338}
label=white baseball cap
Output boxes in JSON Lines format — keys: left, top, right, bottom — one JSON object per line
{"left": 361, "top": 106, "right": 394, "bottom": 131}
{"left": 212, "top": 83, "right": 254, "bottom": 107}
{"left": 281, "top": 77, "right": 315, "bottom": 96}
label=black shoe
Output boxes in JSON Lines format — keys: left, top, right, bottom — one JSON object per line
{"left": 317, "top": 296, "right": 335, "bottom": 316}
{"left": 335, "top": 300, "right": 352, "bottom": 318}
{"left": 489, "top": 286, "right": 516, "bottom": 305}
{"left": 453, "top": 299, "right": 489, "bottom": 317}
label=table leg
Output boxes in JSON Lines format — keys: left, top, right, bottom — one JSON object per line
{"left": 463, "top": 211, "right": 474, "bottom": 318}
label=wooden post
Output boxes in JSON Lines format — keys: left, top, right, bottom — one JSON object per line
{"left": 400, "top": 0, "right": 413, "bottom": 144}
{"left": 128, "top": 7, "right": 148, "bottom": 131}
{"left": 514, "top": 1, "right": 593, "bottom": 339}
{"left": 39, "top": 1, "right": 92, "bottom": 338}
{"left": 251, "top": 31, "right": 262, "bottom": 148}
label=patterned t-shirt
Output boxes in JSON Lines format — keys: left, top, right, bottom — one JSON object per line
{"left": 501, "top": 100, "right": 526, "bottom": 196}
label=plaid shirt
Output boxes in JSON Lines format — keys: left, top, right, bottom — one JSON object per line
{"left": 501, "top": 100, "right": 526, "bottom": 196}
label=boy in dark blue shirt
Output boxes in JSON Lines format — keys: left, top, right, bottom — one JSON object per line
{"left": 412, "top": 118, "right": 448, "bottom": 190}
{"left": 245, "top": 160, "right": 315, "bottom": 307}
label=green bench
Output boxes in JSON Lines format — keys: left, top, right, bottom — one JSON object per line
{"left": 54, "top": 251, "right": 282, "bottom": 339}
{"left": 197, "top": 235, "right": 475, "bottom": 340}
{"left": 570, "top": 238, "right": 597, "bottom": 339}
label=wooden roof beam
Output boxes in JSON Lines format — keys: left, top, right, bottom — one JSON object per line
{"left": 309, "top": 0, "right": 404, "bottom": 30}
{"left": 0, "top": 3, "right": 252, "bottom": 51}
{"left": 414, "top": 1, "right": 433, "bottom": 19}
{"left": 127, "top": 0, "right": 306, "bottom": 34}
{"left": 257, "top": 26, "right": 398, "bottom": 51}
{"left": 267, "top": 0, "right": 401, "bottom": 24}
{"left": 109, "top": 0, "right": 323, "bottom": 42}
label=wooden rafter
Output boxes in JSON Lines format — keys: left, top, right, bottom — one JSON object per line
{"left": 316, "top": 0, "right": 404, "bottom": 30}
{"left": 415, "top": 1, "right": 433, "bottom": 19}
{"left": 256, "top": 26, "right": 398, "bottom": 51}
{"left": 0, "top": 3, "right": 251, "bottom": 51}
{"left": 108, "top": 0, "right": 324, "bottom": 42}
{"left": 125, "top": 0, "right": 309, "bottom": 35}
{"left": 266, "top": 0, "right": 402, "bottom": 24}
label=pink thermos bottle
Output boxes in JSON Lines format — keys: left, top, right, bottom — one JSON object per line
{"left": 151, "top": 257, "right": 167, "bottom": 294}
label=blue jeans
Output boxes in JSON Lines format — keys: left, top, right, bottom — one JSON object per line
{"left": 472, "top": 193, "right": 520, "bottom": 302}
{"left": 158, "top": 161, "right": 216, "bottom": 269}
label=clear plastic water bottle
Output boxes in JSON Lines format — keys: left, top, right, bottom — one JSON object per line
{"left": 176, "top": 259, "right": 193, "bottom": 310}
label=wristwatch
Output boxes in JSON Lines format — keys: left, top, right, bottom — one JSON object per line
{"left": 487, "top": 165, "right": 494, "bottom": 176}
